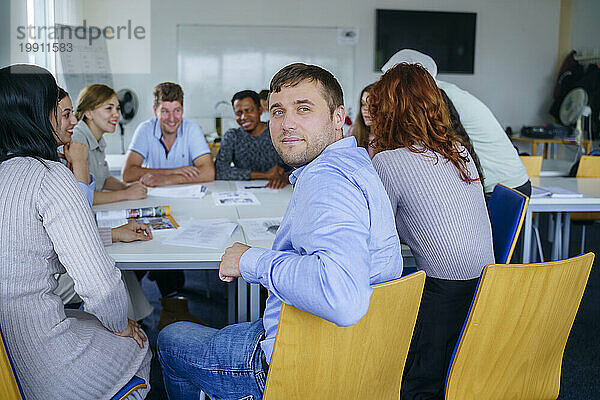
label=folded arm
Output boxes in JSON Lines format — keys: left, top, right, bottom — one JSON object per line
{"left": 122, "top": 151, "right": 215, "bottom": 187}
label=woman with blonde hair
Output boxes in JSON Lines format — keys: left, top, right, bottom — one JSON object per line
{"left": 72, "top": 84, "right": 147, "bottom": 204}
{"left": 369, "top": 63, "right": 495, "bottom": 400}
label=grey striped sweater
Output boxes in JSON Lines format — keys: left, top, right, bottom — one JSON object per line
{"left": 0, "top": 157, "right": 150, "bottom": 399}
{"left": 372, "top": 147, "right": 495, "bottom": 280}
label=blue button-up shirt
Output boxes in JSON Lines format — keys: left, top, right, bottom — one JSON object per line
{"left": 77, "top": 175, "right": 96, "bottom": 207}
{"left": 129, "top": 117, "right": 210, "bottom": 168}
{"left": 239, "top": 136, "right": 403, "bottom": 362}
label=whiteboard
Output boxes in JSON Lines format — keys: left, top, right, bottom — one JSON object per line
{"left": 177, "top": 25, "right": 356, "bottom": 120}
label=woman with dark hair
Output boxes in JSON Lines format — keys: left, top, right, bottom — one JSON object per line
{"left": 350, "top": 83, "right": 375, "bottom": 158}
{"left": 54, "top": 87, "right": 154, "bottom": 322}
{"left": 369, "top": 63, "right": 495, "bottom": 400}
{"left": 0, "top": 65, "right": 151, "bottom": 399}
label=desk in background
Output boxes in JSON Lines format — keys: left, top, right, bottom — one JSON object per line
{"left": 510, "top": 136, "right": 592, "bottom": 159}
{"left": 522, "top": 177, "right": 600, "bottom": 263}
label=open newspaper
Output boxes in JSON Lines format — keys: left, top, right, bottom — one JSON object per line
{"left": 95, "top": 206, "right": 179, "bottom": 231}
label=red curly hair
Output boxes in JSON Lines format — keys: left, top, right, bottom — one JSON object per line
{"left": 369, "top": 63, "right": 478, "bottom": 183}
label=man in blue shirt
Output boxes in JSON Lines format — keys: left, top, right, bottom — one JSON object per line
{"left": 157, "top": 63, "right": 403, "bottom": 400}
{"left": 122, "top": 82, "right": 215, "bottom": 187}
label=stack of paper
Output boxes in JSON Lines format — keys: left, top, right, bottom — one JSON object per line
{"left": 163, "top": 219, "right": 238, "bottom": 249}
{"left": 147, "top": 184, "right": 207, "bottom": 199}
{"left": 212, "top": 192, "right": 260, "bottom": 206}
{"left": 531, "top": 186, "right": 584, "bottom": 198}
{"left": 238, "top": 217, "right": 283, "bottom": 240}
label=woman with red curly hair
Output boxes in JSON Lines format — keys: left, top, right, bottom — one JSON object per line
{"left": 370, "top": 63, "right": 495, "bottom": 400}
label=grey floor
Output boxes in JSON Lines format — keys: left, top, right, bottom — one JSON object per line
{"left": 142, "top": 220, "right": 600, "bottom": 399}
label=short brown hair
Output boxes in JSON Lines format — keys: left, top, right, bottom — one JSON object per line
{"left": 270, "top": 63, "right": 343, "bottom": 116}
{"left": 75, "top": 84, "right": 116, "bottom": 121}
{"left": 153, "top": 82, "right": 184, "bottom": 108}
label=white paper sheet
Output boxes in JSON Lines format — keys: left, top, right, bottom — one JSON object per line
{"left": 532, "top": 186, "right": 584, "bottom": 198}
{"left": 147, "top": 184, "right": 207, "bottom": 199}
{"left": 212, "top": 192, "right": 260, "bottom": 206}
{"left": 238, "top": 218, "right": 282, "bottom": 240}
{"left": 163, "top": 219, "right": 238, "bottom": 249}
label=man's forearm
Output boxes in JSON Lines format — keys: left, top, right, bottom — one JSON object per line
{"left": 174, "top": 168, "right": 215, "bottom": 184}
{"left": 122, "top": 165, "right": 179, "bottom": 182}
{"left": 250, "top": 171, "right": 268, "bottom": 180}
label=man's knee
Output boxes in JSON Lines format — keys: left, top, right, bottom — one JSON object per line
{"left": 158, "top": 321, "right": 217, "bottom": 360}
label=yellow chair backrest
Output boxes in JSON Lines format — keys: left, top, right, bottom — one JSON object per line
{"left": 263, "top": 271, "right": 426, "bottom": 400}
{"left": 576, "top": 155, "right": 600, "bottom": 178}
{"left": 445, "top": 253, "right": 594, "bottom": 400}
{"left": 520, "top": 155, "right": 543, "bottom": 177}
{"left": 0, "top": 327, "right": 23, "bottom": 400}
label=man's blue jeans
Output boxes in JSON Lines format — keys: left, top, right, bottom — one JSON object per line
{"left": 157, "top": 319, "right": 268, "bottom": 400}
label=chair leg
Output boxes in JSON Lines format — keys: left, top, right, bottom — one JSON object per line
{"left": 580, "top": 225, "right": 586, "bottom": 254}
{"left": 531, "top": 214, "right": 545, "bottom": 262}
{"left": 533, "top": 225, "right": 545, "bottom": 263}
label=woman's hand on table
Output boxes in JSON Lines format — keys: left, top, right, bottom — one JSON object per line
{"left": 112, "top": 221, "right": 153, "bottom": 243}
{"left": 123, "top": 182, "right": 147, "bottom": 200}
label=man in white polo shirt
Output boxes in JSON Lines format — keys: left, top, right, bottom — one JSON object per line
{"left": 122, "top": 82, "right": 215, "bottom": 186}
{"left": 382, "top": 49, "right": 530, "bottom": 198}
{"left": 123, "top": 82, "right": 214, "bottom": 329}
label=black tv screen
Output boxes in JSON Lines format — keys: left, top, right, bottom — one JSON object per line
{"left": 375, "top": 9, "right": 477, "bottom": 74}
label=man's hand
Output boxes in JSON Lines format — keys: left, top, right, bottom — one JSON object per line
{"left": 174, "top": 165, "right": 202, "bottom": 178}
{"left": 140, "top": 173, "right": 178, "bottom": 187}
{"left": 219, "top": 242, "right": 251, "bottom": 283}
{"left": 123, "top": 182, "right": 148, "bottom": 199}
{"left": 112, "top": 220, "right": 153, "bottom": 243}
{"left": 114, "top": 318, "right": 147, "bottom": 348}
{"left": 264, "top": 165, "right": 288, "bottom": 189}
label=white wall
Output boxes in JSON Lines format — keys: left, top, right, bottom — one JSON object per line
{"left": 570, "top": 0, "right": 600, "bottom": 52}
{"left": 74, "top": 0, "right": 561, "bottom": 153}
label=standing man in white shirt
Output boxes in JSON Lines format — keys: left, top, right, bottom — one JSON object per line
{"left": 382, "top": 49, "right": 530, "bottom": 198}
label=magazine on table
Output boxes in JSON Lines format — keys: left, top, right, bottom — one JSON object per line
{"left": 95, "top": 206, "right": 179, "bottom": 230}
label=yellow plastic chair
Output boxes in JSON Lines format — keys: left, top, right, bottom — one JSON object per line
{"left": 445, "top": 253, "right": 595, "bottom": 400}
{"left": 572, "top": 155, "right": 600, "bottom": 253}
{"left": 263, "top": 271, "right": 426, "bottom": 400}
{"left": 520, "top": 155, "right": 543, "bottom": 177}
{"left": 0, "top": 325, "right": 23, "bottom": 400}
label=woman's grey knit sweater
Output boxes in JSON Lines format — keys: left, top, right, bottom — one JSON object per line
{"left": 0, "top": 157, "right": 150, "bottom": 399}
{"left": 372, "top": 147, "right": 495, "bottom": 280}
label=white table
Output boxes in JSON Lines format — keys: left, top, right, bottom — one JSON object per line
{"left": 522, "top": 177, "right": 600, "bottom": 263}
{"left": 93, "top": 181, "right": 293, "bottom": 324}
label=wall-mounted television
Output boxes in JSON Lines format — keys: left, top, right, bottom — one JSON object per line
{"left": 375, "top": 9, "right": 477, "bottom": 74}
